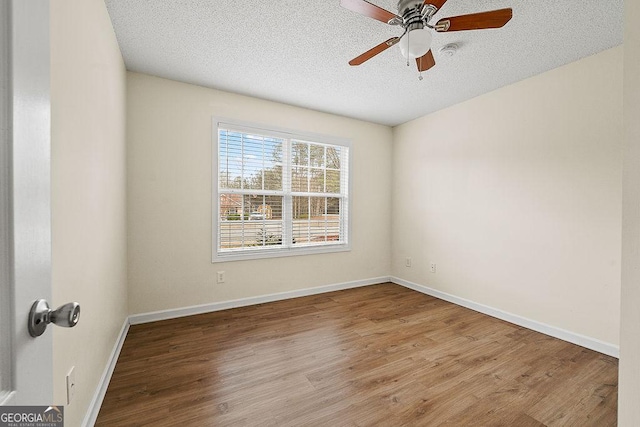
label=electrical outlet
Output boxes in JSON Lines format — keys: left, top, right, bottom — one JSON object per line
{"left": 405, "top": 257, "right": 412, "bottom": 267}
{"left": 217, "top": 271, "right": 225, "bottom": 284}
{"left": 430, "top": 263, "right": 436, "bottom": 273}
{"left": 66, "top": 366, "right": 76, "bottom": 405}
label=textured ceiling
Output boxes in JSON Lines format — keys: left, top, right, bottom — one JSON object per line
{"left": 105, "top": 0, "right": 623, "bottom": 127}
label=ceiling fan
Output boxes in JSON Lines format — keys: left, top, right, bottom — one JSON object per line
{"left": 341, "top": 0, "right": 513, "bottom": 77}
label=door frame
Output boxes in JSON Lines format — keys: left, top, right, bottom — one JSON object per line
{"left": 0, "top": 0, "right": 53, "bottom": 406}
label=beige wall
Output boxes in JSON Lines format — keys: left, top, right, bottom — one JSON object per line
{"left": 50, "top": 0, "right": 128, "bottom": 425}
{"left": 619, "top": 0, "right": 640, "bottom": 423}
{"left": 391, "top": 47, "right": 622, "bottom": 346}
{"left": 126, "top": 73, "right": 392, "bottom": 314}
{"left": 47, "top": 3, "right": 628, "bottom": 420}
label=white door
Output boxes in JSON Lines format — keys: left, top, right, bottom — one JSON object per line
{"left": 0, "top": 0, "right": 54, "bottom": 406}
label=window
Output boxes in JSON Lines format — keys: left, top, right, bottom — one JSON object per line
{"left": 213, "top": 120, "right": 350, "bottom": 261}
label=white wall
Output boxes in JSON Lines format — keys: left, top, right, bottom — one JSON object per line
{"left": 619, "top": 0, "right": 640, "bottom": 423}
{"left": 126, "top": 73, "right": 392, "bottom": 314}
{"left": 391, "top": 47, "right": 622, "bottom": 347}
{"left": 50, "top": 0, "right": 128, "bottom": 425}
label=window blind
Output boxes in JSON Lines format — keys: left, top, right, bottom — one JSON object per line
{"left": 215, "top": 123, "right": 349, "bottom": 260}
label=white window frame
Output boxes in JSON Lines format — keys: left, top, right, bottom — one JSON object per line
{"left": 212, "top": 118, "right": 351, "bottom": 262}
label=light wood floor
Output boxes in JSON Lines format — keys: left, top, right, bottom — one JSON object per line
{"left": 96, "top": 283, "right": 618, "bottom": 426}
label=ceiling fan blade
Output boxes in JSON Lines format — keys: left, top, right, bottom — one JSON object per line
{"left": 349, "top": 37, "right": 400, "bottom": 66}
{"left": 435, "top": 8, "right": 512, "bottom": 32}
{"left": 340, "top": 0, "right": 399, "bottom": 24}
{"left": 416, "top": 49, "right": 436, "bottom": 72}
{"left": 425, "top": 0, "right": 448, "bottom": 11}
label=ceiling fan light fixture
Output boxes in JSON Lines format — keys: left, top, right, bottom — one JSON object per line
{"left": 399, "top": 28, "right": 432, "bottom": 59}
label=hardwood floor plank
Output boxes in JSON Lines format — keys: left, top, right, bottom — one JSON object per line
{"left": 96, "top": 283, "right": 618, "bottom": 426}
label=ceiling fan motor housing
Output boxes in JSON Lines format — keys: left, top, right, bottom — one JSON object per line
{"left": 397, "top": 0, "right": 424, "bottom": 17}
{"left": 397, "top": 0, "right": 436, "bottom": 26}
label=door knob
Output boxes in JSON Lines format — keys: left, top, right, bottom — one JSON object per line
{"left": 28, "top": 299, "right": 80, "bottom": 337}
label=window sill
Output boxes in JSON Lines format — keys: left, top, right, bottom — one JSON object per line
{"left": 212, "top": 243, "right": 351, "bottom": 263}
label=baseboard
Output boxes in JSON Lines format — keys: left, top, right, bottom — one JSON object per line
{"left": 129, "top": 276, "right": 391, "bottom": 325}
{"left": 82, "top": 318, "right": 130, "bottom": 427}
{"left": 391, "top": 276, "right": 619, "bottom": 358}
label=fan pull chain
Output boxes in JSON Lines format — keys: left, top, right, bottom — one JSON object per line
{"left": 406, "top": 30, "right": 410, "bottom": 66}
{"left": 418, "top": 57, "right": 423, "bottom": 80}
